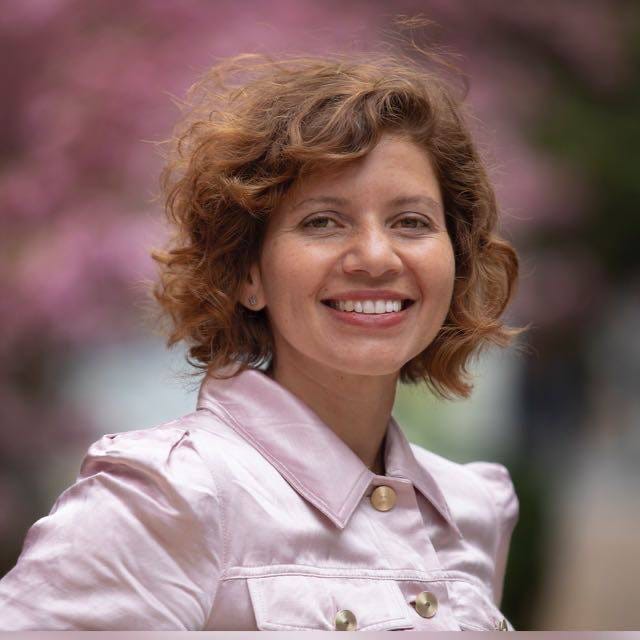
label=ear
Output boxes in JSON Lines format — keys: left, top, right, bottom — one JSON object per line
{"left": 239, "top": 262, "right": 265, "bottom": 311}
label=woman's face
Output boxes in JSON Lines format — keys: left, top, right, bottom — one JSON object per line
{"left": 246, "top": 132, "right": 456, "bottom": 378}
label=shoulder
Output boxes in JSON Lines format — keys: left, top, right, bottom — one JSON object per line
{"left": 81, "top": 408, "right": 256, "bottom": 495}
{"left": 80, "top": 411, "right": 222, "bottom": 498}
{"left": 463, "top": 460, "right": 519, "bottom": 530}
{"left": 409, "top": 443, "right": 519, "bottom": 536}
{"left": 83, "top": 413, "right": 200, "bottom": 470}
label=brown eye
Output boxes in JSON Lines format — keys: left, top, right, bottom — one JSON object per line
{"left": 397, "top": 216, "right": 430, "bottom": 229}
{"left": 303, "top": 216, "right": 337, "bottom": 229}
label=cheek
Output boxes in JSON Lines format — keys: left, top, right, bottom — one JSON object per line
{"left": 261, "top": 240, "right": 325, "bottom": 308}
{"left": 420, "top": 240, "right": 456, "bottom": 298}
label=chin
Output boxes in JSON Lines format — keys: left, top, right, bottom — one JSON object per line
{"left": 323, "top": 356, "right": 405, "bottom": 378}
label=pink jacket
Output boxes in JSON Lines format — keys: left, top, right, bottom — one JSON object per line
{"left": 0, "top": 367, "right": 519, "bottom": 631}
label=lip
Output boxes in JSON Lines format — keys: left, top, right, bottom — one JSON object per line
{"left": 321, "top": 300, "right": 415, "bottom": 328}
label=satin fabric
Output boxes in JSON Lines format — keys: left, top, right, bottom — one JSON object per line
{"left": 0, "top": 366, "right": 519, "bottom": 630}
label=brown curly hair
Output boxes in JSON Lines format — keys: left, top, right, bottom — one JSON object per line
{"left": 150, "top": 44, "right": 528, "bottom": 400}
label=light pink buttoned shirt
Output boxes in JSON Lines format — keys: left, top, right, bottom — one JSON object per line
{"left": 0, "top": 366, "right": 519, "bottom": 631}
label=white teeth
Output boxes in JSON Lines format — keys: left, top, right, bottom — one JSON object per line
{"left": 329, "top": 299, "right": 405, "bottom": 314}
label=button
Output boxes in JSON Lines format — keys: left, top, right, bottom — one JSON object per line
{"left": 415, "top": 591, "right": 438, "bottom": 618}
{"left": 334, "top": 609, "right": 357, "bottom": 630}
{"left": 370, "top": 485, "right": 396, "bottom": 511}
{"left": 495, "top": 618, "right": 509, "bottom": 631}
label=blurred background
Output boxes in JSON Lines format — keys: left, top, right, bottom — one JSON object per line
{"left": 1, "top": 0, "right": 638, "bottom": 630}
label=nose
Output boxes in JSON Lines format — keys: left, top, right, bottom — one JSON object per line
{"left": 341, "top": 221, "right": 403, "bottom": 278}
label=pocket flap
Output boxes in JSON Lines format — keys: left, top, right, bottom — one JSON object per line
{"left": 247, "top": 574, "right": 414, "bottom": 631}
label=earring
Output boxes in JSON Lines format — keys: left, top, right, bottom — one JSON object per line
{"left": 248, "top": 295, "right": 257, "bottom": 306}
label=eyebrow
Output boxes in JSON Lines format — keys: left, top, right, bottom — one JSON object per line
{"left": 292, "top": 194, "right": 443, "bottom": 215}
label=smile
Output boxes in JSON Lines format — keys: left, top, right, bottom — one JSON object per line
{"left": 322, "top": 299, "right": 414, "bottom": 314}
{"left": 320, "top": 299, "right": 416, "bottom": 328}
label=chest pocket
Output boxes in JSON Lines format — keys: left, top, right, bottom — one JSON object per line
{"left": 448, "top": 579, "right": 512, "bottom": 631}
{"left": 247, "top": 574, "right": 415, "bottom": 631}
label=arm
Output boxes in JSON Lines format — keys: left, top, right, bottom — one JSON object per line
{"left": 0, "top": 427, "right": 223, "bottom": 630}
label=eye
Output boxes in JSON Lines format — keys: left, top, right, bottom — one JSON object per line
{"left": 302, "top": 214, "right": 432, "bottom": 231}
{"left": 396, "top": 216, "right": 431, "bottom": 229}
{"left": 302, "top": 215, "right": 338, "bottom": 229}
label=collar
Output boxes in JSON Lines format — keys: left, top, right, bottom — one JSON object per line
{"left": 196, "top": 366, "right": 462, "bottom": 538}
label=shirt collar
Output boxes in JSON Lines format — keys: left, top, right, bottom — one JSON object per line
{"left": 196, "top": 366, "right": 461, "bottom": 538}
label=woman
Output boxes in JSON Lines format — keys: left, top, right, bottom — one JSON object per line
{"left": 0, "top": 47, "right": 526, "bottom": 630}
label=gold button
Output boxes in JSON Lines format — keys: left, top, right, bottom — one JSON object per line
{"left": 370, "top": 485, "right": 396, "bottom": 511}
{"left": 334, "top": 609, "right": 357, "bottom": 631}
{"left": 496, "top": 618, "right": 509, "bottom": 631}
{"left": 415, "top": 591, "right": 438, "bottom": 618}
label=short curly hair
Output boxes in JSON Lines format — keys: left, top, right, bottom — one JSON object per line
{"left": 150, "top": 47, "right": 527, "bottom": 400}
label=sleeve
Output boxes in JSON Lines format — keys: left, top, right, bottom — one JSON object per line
{"left": 464, "top": 461, "right": 519, "bottom": 609}
{"left": 0, "top": 427, "right": 224, "bottom": 630}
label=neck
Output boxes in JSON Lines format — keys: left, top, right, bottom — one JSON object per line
{"left": 266, "top": 355, "right": 397, "bottom": 473}
{"left": 369, "top": 433, "right": 387, "bottom": 476}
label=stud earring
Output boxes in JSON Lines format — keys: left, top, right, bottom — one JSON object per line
{"left": 248, "top": 295, "right": 257, "bottom": 306}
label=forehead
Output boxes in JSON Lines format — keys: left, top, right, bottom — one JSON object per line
{"left": 278, "top": 134, "right": 443, "bottom": 216}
